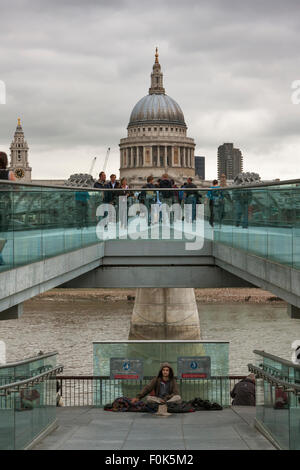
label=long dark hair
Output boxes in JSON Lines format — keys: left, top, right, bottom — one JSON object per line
{"left": 158, "top": 364, "right": 174, "bottom": 379}
{"left": 0, "top": 152, "right": 8, "bottom": 169}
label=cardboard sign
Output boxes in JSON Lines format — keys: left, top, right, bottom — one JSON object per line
{"left": 177, "top": 356, "right": 211, "bottom": 379}
{"left": 110, "top": 358, "right": 143, "bottom": 380}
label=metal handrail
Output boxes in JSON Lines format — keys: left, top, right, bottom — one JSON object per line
{"left": 253, "top": 350, "right": 300, "bottom": 371}
{"left": 248, "top": 364, "right": 300, "bottom": 394}
{"left": 0, "top": 352, "right": 58, "bottom": 370}
{"left": 0, "top": 365, "right": 64, "bottom": 394}
{"left": 1, "top": 178, "right": 300, "bottom": 191}
{"left": 56, "top": 374, "right": 246, "bottom": 380}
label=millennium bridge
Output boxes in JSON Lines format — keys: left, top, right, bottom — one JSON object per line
{"left": 0, "top": 179, "right": 300, "bottom": 450}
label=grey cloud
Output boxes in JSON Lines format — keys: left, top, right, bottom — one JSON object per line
{"left": 1, "top": 0, "right": 300, "bottom": 180}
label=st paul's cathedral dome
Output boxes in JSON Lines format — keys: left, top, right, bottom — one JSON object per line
{"left": 119, "top": 49, "right": 195, "bottom": 184}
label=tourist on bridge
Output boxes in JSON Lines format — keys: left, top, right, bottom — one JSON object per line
{"left": 158, "top": 174, "right": 173, "bottom": 224}
{"left": 105, "top": 174, "right": 120, "bottom": 204}
{"left": 94, "top": 171, "right": 107, "bottom": 194}
{"left": 118, "top": 177, "right": 129, "bottom": 229}
{"left": 131, "top": 362, "right": 182, "bottom": 416}
{"left": 141, "top": 175, "right": 157, "bottom": 225}
{"left": 230, "top": 373, "right": 256, "bottom": 406}
{"left": 0, "top": 152, "right": 15, "bottom": 182}
{"left": 0, "top": 152, "right": 15, "bottom": 266}
{"left": 182, "top": 177, "right": 200, "bottom": 222}
{"left": 233, "top": 187, "right": 252, "bottom": 229}
{"left": 205, "top": 179, "right": 223, "bottom": 227}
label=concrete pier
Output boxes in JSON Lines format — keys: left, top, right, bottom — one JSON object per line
{"left": 129, "top": 288, "right": 201, "bottom": 340}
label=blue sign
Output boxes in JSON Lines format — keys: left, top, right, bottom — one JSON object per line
{"left": 110, "top": 358, "right": 144, "bottom": 380}
{"left": 177, "top": 356, "right": 211, "bottom": 379}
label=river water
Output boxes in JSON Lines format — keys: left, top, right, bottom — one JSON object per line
{"left": 0, "top": 295, "right": 299, "bottom": 375}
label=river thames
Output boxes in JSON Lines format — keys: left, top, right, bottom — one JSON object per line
{"left": 0, "top": 289, "right": 299, "bottom": 375}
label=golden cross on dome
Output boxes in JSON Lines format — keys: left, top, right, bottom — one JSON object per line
{"left": 17, "top": 117, "right": 21, "bottom": 126}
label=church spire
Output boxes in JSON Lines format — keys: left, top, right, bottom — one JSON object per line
{"left": 149, "top": 47, "right": 165, "bottom": 95}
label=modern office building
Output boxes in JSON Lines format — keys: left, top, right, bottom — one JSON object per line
{"left": 194, "top": 156, "right": 205, "bottom": 180}
{"left": 217, "top": 143, "right": 243, "bottom": 180}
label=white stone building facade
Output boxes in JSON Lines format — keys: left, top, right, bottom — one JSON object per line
{"left": 119, "top": 49, "right": 196, "bottom": 184}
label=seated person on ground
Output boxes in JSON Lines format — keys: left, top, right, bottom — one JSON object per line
{"left": 131, "top": 362, "right": 182, "bottom": 408}
{"left": 230, "top": 373, "right": 255, "bottom": 406}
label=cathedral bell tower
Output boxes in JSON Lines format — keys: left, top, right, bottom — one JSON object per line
{"left": 149, "top": 47, "right": 165, "bottom": 95}
{"left": 10, "top": 118, "right": 32, "bottom": 182}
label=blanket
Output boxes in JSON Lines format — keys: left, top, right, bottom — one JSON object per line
{"left": 104, "top": 396, "right": 222, "bottom": 413}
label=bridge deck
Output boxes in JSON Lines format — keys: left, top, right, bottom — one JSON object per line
{"left": 32, "top": 406, "right": 275, "bottom": 450}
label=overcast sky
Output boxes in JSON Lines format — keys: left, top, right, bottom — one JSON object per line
{"left": 0, "top": 0, "right": 300, "bottom": 181}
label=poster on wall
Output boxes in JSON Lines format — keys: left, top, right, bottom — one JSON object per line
{"left": 110, "top": 358, "right": 144, "bottom": 380}
{"left": 177, "top": 356, "right": 211, "bottom": 379}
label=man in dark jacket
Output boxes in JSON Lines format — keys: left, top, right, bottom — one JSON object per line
{"left": 141, "top": 175, "right": 157, "bottom": 225}
{"left": 182, "top": 177, "right": 200, "bottom": 222}
{"left": 131, "top": 362, "right": 181, "bottom": 416}
{"left": 230, "top": 373, "right": 256, "bottom": 406}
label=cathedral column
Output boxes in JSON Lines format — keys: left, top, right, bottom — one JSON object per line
{"left": 165, "top": 146, "right": 168, "bottom": 168}
{"left": 131, "top": 146, "right": 134, "bottom": 167}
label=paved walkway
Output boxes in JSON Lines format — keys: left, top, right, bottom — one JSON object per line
{"left": 33, "top": 406, "right": 275, "bottom": 450}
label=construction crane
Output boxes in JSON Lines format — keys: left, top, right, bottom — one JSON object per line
{"left": 89, "top": 156, "right": 97, "bottom": 176}
{"left": 103, "top": 147, "right": 111, "bottom": 172}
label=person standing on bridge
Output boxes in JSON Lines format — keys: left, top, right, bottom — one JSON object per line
{"left": 141, "top": 175, "right": 157, "bottom": 225}
{"left": 0, "top": 152, "right": 15, "bottom": 266}
{"left": 94, "top": 171, "right": 107, "bottom": 225}
{"left": 205, "top": 179, "right": 223, "bottom": 227}
{"left": 131, "top": 363, "right": 182, "bottom": 416}
{"left": 0, "top": 152, "right": 15, "bottom": 182}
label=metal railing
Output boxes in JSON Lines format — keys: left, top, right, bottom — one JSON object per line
{"left": 0, "top": 365, "right": 64, "bottom": 395}
{"left": 248, "top": 360, "right": 300, "bottom": 450}
{"left": 253, "top": 349, "right": 300, "bottom": 371}
{"left": 248, "top": 364, "right": 300, "bottom": 395}
{"left": 56, "top": 375, "right": 246, "bottom": 407}
{"left": 0, "top": 351, "right": 58, "bottom": 369}
{"left": 0, "top": 364, "right": 64, "bottom": 450}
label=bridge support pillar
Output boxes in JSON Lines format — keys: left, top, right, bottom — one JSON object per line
{"left": 287, "top": 304, "right": 300, "bottom": 319}
{"left": 0, "top": 304, "right": 23, "bottom": 320}
{"left": 129, "top": 288, "right": 200, "bottom": 340}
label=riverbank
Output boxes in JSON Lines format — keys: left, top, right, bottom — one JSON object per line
{"left": 33, "top": 287, "right": 285, "bottom": 304}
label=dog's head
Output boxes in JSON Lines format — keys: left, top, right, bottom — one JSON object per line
{"left": 291, "top": 340, "right": 300, "bottom": 365}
